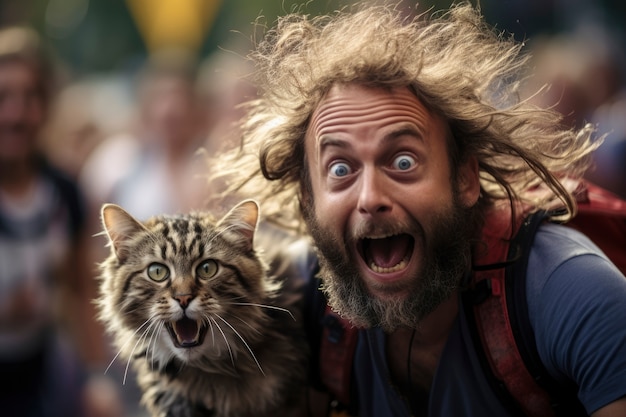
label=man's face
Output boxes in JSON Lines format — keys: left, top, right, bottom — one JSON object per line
{"left": 0, "top": 60, "right": 44, "bottom": 162}
{"left": 303, "top": 84, "right": 479, "bottom": 331}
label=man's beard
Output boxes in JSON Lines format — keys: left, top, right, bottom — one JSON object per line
{"left": 303, "top": 195, "right": 475, "bottom": 332}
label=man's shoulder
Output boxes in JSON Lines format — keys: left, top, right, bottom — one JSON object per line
{"left": 529, "top": 222, "right": 613, "bottom": 278}
{"left": 525, "top": 222, "right": 626, "bottom": 414}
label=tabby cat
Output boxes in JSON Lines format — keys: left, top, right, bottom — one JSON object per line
{"left": 96, "top": 199, "right": 308, "bottom": 417}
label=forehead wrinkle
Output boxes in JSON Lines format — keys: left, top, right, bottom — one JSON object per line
{"left": 307, "top": 85, "right": 435, "bottom": 166}
{"left": 313, "top": 94, "right": 427, "bottom": 125}
{"left": 313, "top": 109, "right": 429, "bottom": 155}
{"left": 311, "top": 95, "right": 431, "bottom": 140}
{"left": 318, "top": 121, "right": 424, "bottom": 156}
{"left": 313, "top": 122, "right": 426, "bottom": 180}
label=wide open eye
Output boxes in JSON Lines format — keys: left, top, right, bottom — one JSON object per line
{"left": 147, "top": 262, "right": 170, "bottom": 282}
{"left": 196, "top": 259, "right": 218, "bottom": 280}
{"left": 392, "top": 154, "right": 417, "bottom": 171}
{"left": 329, "top": 161, "right": 352, "bottom": 178}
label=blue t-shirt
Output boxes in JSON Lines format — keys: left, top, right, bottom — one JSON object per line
{"left": 352, "top": 223, "right": 626, "bottom": 416}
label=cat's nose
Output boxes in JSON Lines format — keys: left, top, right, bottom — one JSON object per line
{"left": 174, "top": 293, "right": 193, "bottom": 308}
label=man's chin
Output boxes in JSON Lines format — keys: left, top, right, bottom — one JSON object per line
{"left": 321, "top": 271, "right": 416, "bottom": 330}
{"left": 306, "top": 197, "right": 474, "bottom": 331}
{"left": 363, "top": 280, "right": 414, "bottom": 302}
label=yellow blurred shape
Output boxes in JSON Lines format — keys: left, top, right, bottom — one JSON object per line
{"left": 126, "top": 0, "right": 221, "bottom": 53}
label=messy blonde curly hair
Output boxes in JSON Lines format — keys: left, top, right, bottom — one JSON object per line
{"left": 213, "top": 2, "right": 600, "bottom": 230}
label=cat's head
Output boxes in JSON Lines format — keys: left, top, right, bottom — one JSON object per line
{"left": 97, "top": 200, "right": 277, "bottom": 366}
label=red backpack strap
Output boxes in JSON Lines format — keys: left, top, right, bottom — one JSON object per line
{"left": 466, "top": 207, "right": 558, "bottom": 417}
{"left": 307, "top": 181, "right": 626, "bottom": 416}
{"left": 467, "top": 205, "right": 591, "bottom": 416}
{"left": 304, "top": 265, "right": 358, "bottom": 415}
{"left": 569, "top": 181, "right": 626, "bottom": 275}
{"left": 319, "top": 306, "right": 359, "bottom": 407}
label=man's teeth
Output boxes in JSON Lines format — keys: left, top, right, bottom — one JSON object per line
{"left": 369, "top": 257, "right": 408, "bottom": 273}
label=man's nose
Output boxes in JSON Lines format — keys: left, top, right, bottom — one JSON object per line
{"left": 357, "top": 168, "right": 392, "bottom": 216}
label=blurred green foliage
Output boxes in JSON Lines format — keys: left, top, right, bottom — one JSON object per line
{"left": 0, "top": 0, "right": 365, "bottom": 76}
{"left": 1, "top": 0, "right": 623, "bottom": 78}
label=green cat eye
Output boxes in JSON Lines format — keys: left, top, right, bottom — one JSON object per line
{"left": 147, "top": 262, "right": 170, "bottom": 282}
{"left": 196, "top": 259, "right": 218, "bottom": 279}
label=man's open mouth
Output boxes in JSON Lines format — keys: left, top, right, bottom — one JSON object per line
{"left": 166, "top": 317, "right": 207, "bottom": 348}
{"left": 359, "top": 234, "right": 414, "bottom": 273}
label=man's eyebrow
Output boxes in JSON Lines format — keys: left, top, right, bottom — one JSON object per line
{"left": 318, "top": 136, "right": 350, "bottom": 151}
{"left": 382, "top": 125, "right": 424, "bottom": 144}
{"left": 317, "top": 123, "right": 424, "bottom": 152}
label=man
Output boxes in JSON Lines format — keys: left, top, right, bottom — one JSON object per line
{"left": 214, "top": 3, "right": 626, "bottom": 416}
{"left": 0, "top": 26, "right": 122, "bottom": 417}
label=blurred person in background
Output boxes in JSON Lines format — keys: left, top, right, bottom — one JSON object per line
{"left": 38, "top": 76, "right": 133, "bottom": 180}
{"left": 522, "top": 25, "right": 626, "bottom": 199}
{"left": 0, "top": 25, "right": 122, "bottom": 417}
{"left": 79, "top": 49, "right": 207, "bottom": 221}
{"left": 195, "top": 48, "right": 258, "bottom": 210}
{"left": 78, "top": 49, "right": 209, "bottom": 417}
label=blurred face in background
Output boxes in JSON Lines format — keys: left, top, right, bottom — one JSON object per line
{"left": 0, "top": 59, "right": 45, "bottom": 163}
{"left": 139, "top": 74, "right": 198, "bottom": 150}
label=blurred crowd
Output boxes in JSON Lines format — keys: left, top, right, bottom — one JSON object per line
{"left": 0, "top": 1, "right": 624, "bottom": 416}
{"left": 521, "top": 25, "right": 626, "bottom": 198}
{"left": 0, "top": 23, "right": 254, "bottom": 417}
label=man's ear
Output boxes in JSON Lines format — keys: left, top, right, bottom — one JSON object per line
{"left": 299, "top": 181, "right": 314, "bottom": 221}
{"left": 457, "top": 155, "right": 480, "bottom": 208}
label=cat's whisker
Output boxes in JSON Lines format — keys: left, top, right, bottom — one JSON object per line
{"left": 104, "top": 317, "right": 153, "bottom": 375}
{"left": 145, "top": 321, "right": 157, "bottom": 360}
{"left": 212, "top": 223, "right": 240, "bottom": 241}
{"left": 125, "top": 319, "right": 157, "bottom": 385}
{"left": 216, "top": 314, "right": 265, "bottom": 376}
{"left": 139, "top": 319, "right": 158, "bottom": 351}
{"left": 96, "top": 202, "right": 307, "bottom": 415}
{"left": 92, "top": 230, "right": 108, "bottom": 238}
{"left": 209, "top": 316, "right": 235, "bottom": 368}
{"left": 225, "top": 302, "right": 296, "bottom": 321}
{"left": 230, "top": 314, "right": 263, "bottom": 336}
{"left": 149, "top": 321, "right": 164, "bottom": 370}
{"left": 203, "top": 314, "right": 217, "bottom": 348}
{"left": 143, "top": 320, "right": 161, "bottom": 368}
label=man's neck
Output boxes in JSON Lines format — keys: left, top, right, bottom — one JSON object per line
{"left": 385, "top": 292, "right": 459, "bottom": 393}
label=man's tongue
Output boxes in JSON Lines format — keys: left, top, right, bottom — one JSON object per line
{"left": 366, "top": 234, "right": 411, "bottom": 268}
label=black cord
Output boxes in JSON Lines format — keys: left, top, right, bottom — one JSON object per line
{"left": 406, "top": 328, "right": 417, "bottom": 415}
{"left": 305, "top": 386, "right": 312, "bottom": 417}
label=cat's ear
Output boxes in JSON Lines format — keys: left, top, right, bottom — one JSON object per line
{"left": 216, "top": 199, "right": 259, "bottom": 251}
{"left": 101, "top": 204, "right": 147, "bottom": 261}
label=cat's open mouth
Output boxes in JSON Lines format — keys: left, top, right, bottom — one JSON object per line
{"left": 166, "top": 317, "right": 207, "bottom": 348}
